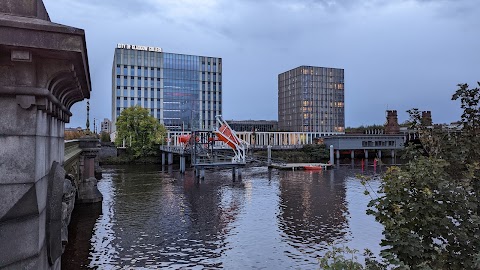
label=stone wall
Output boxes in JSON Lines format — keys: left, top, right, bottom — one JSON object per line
{"left": 99, "top": 143, "right": 118, "bottom": 159}
{"left": 0, "top": 0, "right": 92, "bottom": 268}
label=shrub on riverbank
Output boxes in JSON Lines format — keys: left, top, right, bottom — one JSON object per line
{"left": 255, "top": 144, "right": 329, "bottom": 163}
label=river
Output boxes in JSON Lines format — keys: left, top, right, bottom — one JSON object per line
{"left": 62, "top": 163, "right": 384, "bottom": 269}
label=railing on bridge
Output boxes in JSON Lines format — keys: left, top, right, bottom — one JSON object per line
{"left": 64, "top": 140, "right": 82, "bottom": 174}
{"left": 166, "top": 131, "right": 345, "bottom": 149}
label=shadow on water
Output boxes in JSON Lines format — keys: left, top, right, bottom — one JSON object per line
{"left": 61, "top": 203, "right": 102, "bottom": 269}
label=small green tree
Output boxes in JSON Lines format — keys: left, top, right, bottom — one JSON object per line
{"left": 115, "top": 106, "right": 167, "bottom": 158}
{"left": 100, "top": 131, "right": 111, "bottom": 142}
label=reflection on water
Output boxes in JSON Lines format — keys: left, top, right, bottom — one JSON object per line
{"left": 63, "top": 164, "right": 382, "bottom": 269}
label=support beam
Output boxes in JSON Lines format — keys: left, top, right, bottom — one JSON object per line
{"left": 329, "top": 145, "right": 334, "bottom": 165}
{"left": 267, "top": 145, "right": 272, "bottom": 166}
{"left": 168, "top": 153, "right": 173, "bottom": 165}
{"left": 180, "top": 156, "right": 186, "bottom": 174}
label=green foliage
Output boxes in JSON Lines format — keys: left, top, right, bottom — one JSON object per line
{"left": 320, "top": 82, "right": 480, "bottom": 270}
{"left": 366, "top": 83, "right": 480, "bottom": 269}
{"left": 100, "top": 131, "right": 111, "bottom": 142}
{"left": 115, "top": 106, "right": 167, "bottom": 158}
{"left": 302, "top": 144, "right": 330, "bottom": 160}
{"left": 319, "top": 246, "right": 364, "bottom": 270}
{"left": 368, "top": 162, "right": 480, "bottom": 269}
{"left": 345, "top": 124, "right": 385, "bottom": 134}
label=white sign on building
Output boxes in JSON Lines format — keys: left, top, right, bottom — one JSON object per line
{"left": 117, "top": 43, "right": 162, "bottom": 52}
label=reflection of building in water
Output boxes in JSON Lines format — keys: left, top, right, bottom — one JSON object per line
{"left": 81, "top": 166, "right": 245, "bottom": 269}
{"left": 277, "top": 170, "right": 348, "bottom": 252}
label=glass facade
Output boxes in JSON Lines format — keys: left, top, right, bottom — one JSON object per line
{"left": 112, "top": 47, "right": 222, "bottom": 131}
{"left": 278, "top": 66, "right": 344, "bottom": 132}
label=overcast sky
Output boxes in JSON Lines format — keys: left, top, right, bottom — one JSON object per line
{"left": 43, "top": 0, "right": 480, "bottom": 128}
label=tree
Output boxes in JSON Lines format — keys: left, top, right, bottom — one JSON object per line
{"left": 115, "top": 106, "right": 167, "bottom": 158}
{"left": 364, "top": 83, "right": 480, "bottom": 269}
{"left": 100, "top": 131, "right": 111, "bottom": 142}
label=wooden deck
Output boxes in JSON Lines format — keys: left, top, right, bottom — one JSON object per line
{"left": 269, "top": 163, "right": 332, "bottom": 170}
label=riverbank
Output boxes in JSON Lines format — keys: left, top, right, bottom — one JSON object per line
{"left": 255, "top": 144, "right": 330, "bottom": 163}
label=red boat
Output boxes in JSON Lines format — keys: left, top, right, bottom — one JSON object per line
{"left": 303, "top": 165, "right": 323, "bottom": 171}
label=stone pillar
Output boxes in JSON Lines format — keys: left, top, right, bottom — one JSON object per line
{"left": 351, "top": 150, "right": 355, "bottom": 159}
{"left": 0, "top": 1, "right": 91, "bottom": 268}
{"left": 162, "top": 152, "right": 165, "bottom": 165}
{"left": 77, "top": 138, "right": 103, "bottom": 204}
{"left": 377, "top": 150, "right": 382, "bottom": 159}
{"left": 364, "top": 150, "right": 369, "bottom": 159}
{"left": 391, "top": 150, "right": 395, "bottom": 159}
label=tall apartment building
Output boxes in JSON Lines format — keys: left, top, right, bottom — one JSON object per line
{"left": 112, "top": 44, "right": 222, "bottom": 131}
{"left": 101, "top": 118, "right": 112, "bottom": 134}
{"left": 278, "top": 66, "right": 344, "bottom": 132}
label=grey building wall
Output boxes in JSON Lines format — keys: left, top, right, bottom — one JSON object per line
{"left": 112, "top": 46, "right": 222, "bottom": 131}
{"left": 278, "top": 66, "right": 344, "bottom": 133}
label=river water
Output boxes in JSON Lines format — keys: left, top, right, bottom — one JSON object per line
{"left": 62, "top": 164, "right": 384, "bottom": 269}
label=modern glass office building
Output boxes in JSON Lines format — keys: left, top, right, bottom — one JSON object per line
{"left": 278, "top": 66, "right": 344, "bottom": 133}
{"left": 112, "top": 44, "right": 222, "bottom": 131}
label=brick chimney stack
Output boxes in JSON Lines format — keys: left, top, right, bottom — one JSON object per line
{"left": 385, "top": 110, "right": 400, "bottom": 134}
{"left": 421, "top": 111, "right": 432, "bottom": 126}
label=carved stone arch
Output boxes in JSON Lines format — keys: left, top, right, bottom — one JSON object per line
{"left": 49, "top": 73, "right": 80, "bottom": 100}
{"left": 64, "top": 93, "right": 84, "bottom": 110}
{"left": 58, "top": 86, "right": 78, "bottom": 104}
{"left": 46, "top": 70, "right": 73, "bottom": 92}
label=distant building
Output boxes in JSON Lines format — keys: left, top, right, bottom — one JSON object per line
{"left": 101, "top": 118, "right": 112, "bottom": 134}
{"left": 226, "top": 120, "right": 278, "bottom": 132}
{"left": 112, "top": 43, "right": 222, "bottom": 132}
{"left": 278, "top": 66, "right": 345, "bottom": 133}
{"left": 385, "top": 110, "right": 400, "bottom": 134}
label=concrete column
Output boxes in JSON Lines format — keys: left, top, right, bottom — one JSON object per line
{"left": 162, "top": 152, "right": 166, "bottom": 165}
{"left": 377, "top": 150, "right": 382, "bottom": 159}
{"left": 200, "top": 168, "right": 205, "bottom": 180}
{"left": 168, "top": 153, "right": 173, "bottom": 165}
{"left": 0, "top": 2, "right": 92, "bottom": 268}
{"left": 351, "top": 150, "right": 355, "bottom": 159}
{"left": 238, "top": 168, "right": 242, "bottom": 179}
{"left": 329, "top": 145, "right": 334, "bottom": 164}
{"left": 391, "top": 150, "right": 395, "bottom": 158}
{"left": 364, "top": 150, "right": 369, "bottom": 159}
{"left": 232, "top": 167, "right": 236, "bottom": 182}
{"left": 336, "top": 149, "right": 340, "bottom": 160}
{"left": 180, "top": 156, "right": 185, "bottom": 174}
